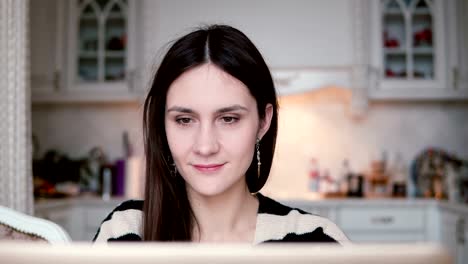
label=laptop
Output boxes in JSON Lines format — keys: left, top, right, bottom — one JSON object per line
{"left": 0, "top": 242, "right": 452, "bottom": 264}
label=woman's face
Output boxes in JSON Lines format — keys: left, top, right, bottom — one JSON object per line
{"left": 165, "top": 63, "right": 272, "bottom": 198}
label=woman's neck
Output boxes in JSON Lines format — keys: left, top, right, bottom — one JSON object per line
{"left": 188, "top": 183, "right": 259, "bottom": 243}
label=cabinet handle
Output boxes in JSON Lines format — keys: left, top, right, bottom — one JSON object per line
{"left": 371, "top": 216, "right": 394, "bottom": 224}
{"left": 453, "top": 67, "right": 459, "bottom": 90}
{"left": 53, "top": 71, "right": 61, "bottom": 91}
{"left": 127, "top": 70, "right": 135, "bottom": 91}
{"left": 456, "top": 217, "right": 465, "bottom": 244}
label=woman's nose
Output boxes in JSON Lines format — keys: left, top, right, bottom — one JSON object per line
{"left": 193, "top": 124, "right": 220, "bottom": 156}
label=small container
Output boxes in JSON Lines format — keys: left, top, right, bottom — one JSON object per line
{"left": 102, "top": 167, "right": 112, "bottom": 201}
{"left": 308, "top": 159, "right": 320, "bottom": 193}
{"left": 347, "top": 173, "right": 364, "bottom": 197}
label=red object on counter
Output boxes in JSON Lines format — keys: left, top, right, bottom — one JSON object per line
{"left": 309, "top": 159, "right": 319, "bottom": 179}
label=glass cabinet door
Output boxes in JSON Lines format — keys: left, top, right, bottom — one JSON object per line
{"left": 381, "top": 0, "right": 434, "bottom": 80}
{"left": 76, "top": 0, "right": 128, "bottom": 84}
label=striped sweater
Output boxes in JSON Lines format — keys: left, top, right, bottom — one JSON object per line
{"left": 93, "top": 193, "right": 350, "bottom": 244}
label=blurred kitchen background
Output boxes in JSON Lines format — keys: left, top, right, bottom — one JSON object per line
{"left": 1, "top": 0, "right": 468, "bottom": 262}
{"left": 30, "top": 0, "right": 468, "bottom": 200}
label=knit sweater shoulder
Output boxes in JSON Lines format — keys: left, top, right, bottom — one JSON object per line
{"left": 93, "top": 193, "right": 350, "bottom": 244}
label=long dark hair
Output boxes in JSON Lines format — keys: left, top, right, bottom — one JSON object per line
{"left": 142, "top": 24, "right": 278, "bottom": 241}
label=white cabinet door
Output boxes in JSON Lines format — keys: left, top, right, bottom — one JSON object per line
{"left": 463, "top": 215, "right": 468, "bottom": 264}
{"left": 439, "top": 210, "right": 466, "bottom": 264}
{"left": 34, "top": 206, "right": 81, "bottom": 240}
{"left": 368, "top": 0, "right": 468, "bottom": 100}
{"left": 83, "top": 204, "right": 119, "bottom": 241}
{"left": 35, "top": 207, "right": 70, "bottom": 232}
{"left": 32, "top": 0, "right": 143, "bottom": 103}
{"left": 454, "top": 0, "right": 468, "bottom": 91}
{"left": 30, "top": 0, "right": 62, "bottom": 95}
{"left": 280, "top": 201, "right": 336, "bottom": 222}
{"left": 35, "top": 199, "right": 125, "bottom": 241}
{"left": 345, "top": 232, "right": 426, "bottom": 243}
{"left": 64, "top": 0, "right": 140, "bottom": 101}
{"left": 337, "top": 205, "right": 427, "bottom": 243}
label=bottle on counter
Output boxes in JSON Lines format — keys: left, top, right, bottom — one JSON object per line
{"left": 321, "top": 169, "right": 334, "bottom": 194}
{"left": 347, "top": 173, "right": 364, "bottom": 197}
{"left": 338, "top": 159, "right": 351, "bottom": 195}
{"left": 101, "top": 166, "right": 112, "bottom": 201}
{"left": 308, "top": 158, "right": 320, "bottom": 193}
{"left": 390, "top": 152, "right": 407, "bottom": 198}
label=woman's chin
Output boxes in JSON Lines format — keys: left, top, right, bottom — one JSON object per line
{"left": 189, "top": 186, "right": 228, "bottom": 198}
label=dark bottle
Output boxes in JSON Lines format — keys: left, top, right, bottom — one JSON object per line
{"left": 347, "top": 173, "right": 364, "bottom": 197}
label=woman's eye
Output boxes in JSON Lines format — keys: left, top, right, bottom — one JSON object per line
{"left": 176, "top": 117, "right": 192, "bottom": 125}
{"left": 221, "top": 116, "right": 239, "bottom": 124}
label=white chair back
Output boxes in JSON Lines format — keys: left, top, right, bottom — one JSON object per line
{"left": 0, "top": 205, "right": 71, "bottom": 244}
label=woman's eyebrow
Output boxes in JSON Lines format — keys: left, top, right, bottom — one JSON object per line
{"left": 167, "top": 105, "right": 248, "bottom": 114}
{"left": 216, "top": 105, "right": 249, "bottom": 113}
{"left": 166, "top": 106, "right": 193, "bottom": 113}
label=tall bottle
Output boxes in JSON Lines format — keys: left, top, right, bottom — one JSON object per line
{"left": 338, "top": 159, "right": 351, "bottom": 195}
{"left": 101, "top": 167, "right": 112, "bottom": 201}
{"left": 308, "top": 158, "right": 320, "bottom": 193}
{"left": 390, "top": 152, "right": 407, "bottom": 197}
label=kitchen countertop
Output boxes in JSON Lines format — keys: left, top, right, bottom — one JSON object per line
{"left": 277, "top": 197, "right": 468, "bottom": 214}
{"left": 34, "top": 194, "right": 468, "bottom": 214}
{"left": 34, "top": 195, "right": 127, "bottom": 210}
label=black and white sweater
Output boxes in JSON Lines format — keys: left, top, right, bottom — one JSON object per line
{"left": 93, "top": 193, "right": 350, "bottom": 244}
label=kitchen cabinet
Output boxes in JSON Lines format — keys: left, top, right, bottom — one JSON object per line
{"left": 30, "top": 0, "right": 62, "bottom": 95}
{"left": 31, "top": 0, "right": 143, "bottom": 104}
{"left": 454, "top": 0, "right": 468, "bottom": 91}
{"left": 35, "top": 197, "right": 125, "bottom": 241}
{"left": 285, "top": 199, "right": 429, "bottom": 243}
{"left": 337, "top": 205, "right": 427, "bottom": 242}
{"left": 34, "top": 201, "right": 82, "bottom": 240}
{"left": 283, "top": 198, "right": 468, "bottom": 264}
{"left": 282, "top": 200, "right": 337, "bottom": 222}
{"left": 368, "top": 0, "right": 468, "bottom": 100}
{"left": 439, "top": 207, "right": 467, "bottom": 264}
{"left": 36, "top": 197, "right": 468, "bottom": 263}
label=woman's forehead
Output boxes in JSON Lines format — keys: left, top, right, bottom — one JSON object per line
{"left": 166, "top": 64, "right": 256, "bottom": 110}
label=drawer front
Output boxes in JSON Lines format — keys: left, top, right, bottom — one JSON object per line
{"left": 85, "top": 207, "right": 114, "bottom": 229}
{"left": 35, "top": 209, "right": 70, "bottom": 230}
{"left": 301, "top": 207, "right": 330, "bottom": 218}
{"left": 338, "top": 207, "right": 425, "bottom": 232}
{"left": 346, "top": 231, "right": 426, "bottom": 243}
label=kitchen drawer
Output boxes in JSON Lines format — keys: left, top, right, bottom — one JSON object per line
{"left": 85, "top": 207, "right": 113, "bottom": 228}
{"left": 85, "top": 227, "right": 99, "bottom": 241}
{"left": 338, "top": 207, "right": 425, "bottom": 232}
{"left": 36, "top": 209, "right": 69, "bottom": 224}
{"left": 346, "top": 231, "right": 426, "bottom": 243}
{"left": 300, "top": 207, "right": 331, "bottom": 218}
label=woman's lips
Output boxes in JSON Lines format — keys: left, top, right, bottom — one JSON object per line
{"left": 193, "top": 163, "right": 225, "bottom": 173}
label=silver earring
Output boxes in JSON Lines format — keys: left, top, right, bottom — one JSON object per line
{"left": 173, "top": 162, "right": 177, "bottom": 177}
{"left": 256, "top": 138, "right": 261, "bottom": 179}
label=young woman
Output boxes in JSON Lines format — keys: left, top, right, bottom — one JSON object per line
{"left": 94, "top": 24, "right": 349, "bottom": 244}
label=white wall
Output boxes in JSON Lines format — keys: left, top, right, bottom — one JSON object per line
{"left": 142, "top": 0, "right": 354, "bottom": 68}
{"left": 264, "top": 94, "right": 468, "bottom": 197}
{"left": 32, "top": 103, "right": 143, "bottom": 161}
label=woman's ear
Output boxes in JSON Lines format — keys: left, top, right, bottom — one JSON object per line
{"left": 258, "top": 103, "right": 274, "bottom": 140}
